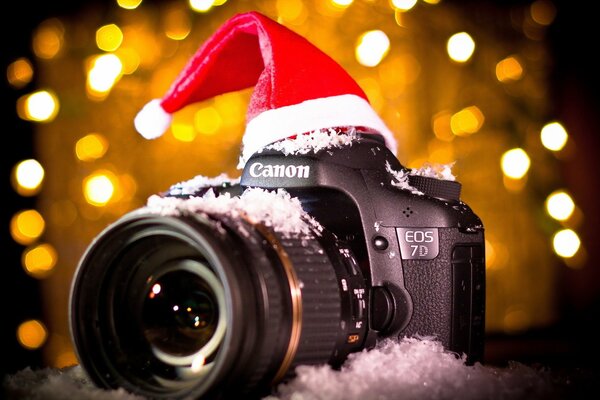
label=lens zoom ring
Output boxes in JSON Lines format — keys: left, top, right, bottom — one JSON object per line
{"left": 278, "top": 235, "right": 342, "bottom": 370}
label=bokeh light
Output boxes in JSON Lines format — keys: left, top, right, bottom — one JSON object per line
{"left": 10, "top": 210, "right": 46, "bottom": 245}
{"left": 12, "top": 159, "right": 45, "bottom": 196}
{"left": 33, "top": 19, "right": 64, "bottom": 59}
{"left": 501, "top": 148, "right": 530, "bottom": 179}
{"left": 17, "top": 320, "right": 48, "bottom": 350}
{"left": 496, "top": 56, "right": 524, "bottom": 82}
{"left": 546, "top": 190, "right": 575, "bottom": 221}
{"left": 22, "top": 243, "right": 58, "bottom": 279}
{"left": 116, "top": 0, "right": 143, "bottom": 10}
{"left": 540, "top": 121, "right": 568, "bottom": 151}
{"left": 450, "top": 106, "right": 484, "bottom": 136}
{"left": 83, "top": 171, "right": 117, "bottom": 206}
{"left": 75, "top": 134, "right": 109, "bottom": 161}
{"left": 553, "top": 229, "right": 581, "bottom": 258}
{"left": 447, "top": 32, "right": 475, "bottom": 63}
{"left": 7, "top": 58, "right": 34, "bottom": 88}
{"left": 86, "top": 54, "right": 124, "bottom": 97}
{"left": 18, "top": 90, "right": 59, "bottom": 122}
{"left": 356, "top": 30, "right": 391, "bottom": 67}
{"left": 189, "top": 0, "right": 215, "bottom": 12}
{"left": 96, "top": 24, "right": 124, "bottom": 52}
{"left": 391, "top": 0, "right": 417, "bottom": 11}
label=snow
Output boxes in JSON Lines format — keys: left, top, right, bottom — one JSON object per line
{"left": 146, "top": 187, "right": 322, "bottom": 236}
{"left": 386, "top": 161, "right": 457, "bottom": 195}
{"left": 411, "top": 162, "right": 456, "bottom": 181}
{"left": 385, "top": 161, "right": 423, "bottom": 195}
{"left": 167, "top": 173, "right": 240, "bottom": 196}
{"left": 4, "top": 337, "right": 554, "bottom": 400}
{"left": 238, "top": 128, "right": 358, "bottom": 167}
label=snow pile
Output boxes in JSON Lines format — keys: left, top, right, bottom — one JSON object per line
{"left": 167, "top": 173, "right": 240, "bottom": 196}
{"left": 411, "top": 162, "right": 456, "bottom": 181}
{"left": 146, "top": 187, "right": 322, "bottom": 236}
{"left": 385, "top": 161, "right": 423, "bottom": 195}
{"left": 251, "top": 128, "right": 358, "bottom": 160}
{"left": 386, "top": 161, "right": 457, "bottom": 195}
{"left": 268, "top": 338, "right": 553, "bottom": 400}
{"left": 4, "top": 338, "right": 554, "bottom": 400}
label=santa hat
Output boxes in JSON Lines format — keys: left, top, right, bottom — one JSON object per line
{"left": 134, "top": 11, "right": 397, "bottom": 164}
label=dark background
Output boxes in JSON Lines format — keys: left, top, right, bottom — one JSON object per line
{"left": 2, "top": 0, "right": 599, "bottom": 386}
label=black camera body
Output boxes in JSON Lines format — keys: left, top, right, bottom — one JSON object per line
{"left": 70, "top": 133, "right": 485, "bottom": 399}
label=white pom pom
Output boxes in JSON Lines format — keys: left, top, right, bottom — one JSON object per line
{"left": 134, "top": 99, "right": 173, "bottom": 139}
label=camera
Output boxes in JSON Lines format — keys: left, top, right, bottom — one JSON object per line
{"left": 69, "top": 130, "right": 485, "bottom": 399}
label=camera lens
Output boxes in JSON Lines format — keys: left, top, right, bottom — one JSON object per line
{"left": 70, "top": 211, "right": 365, "bottom": 399}
{"left": 142, "top": 262, "right": 225, "bottom": 364}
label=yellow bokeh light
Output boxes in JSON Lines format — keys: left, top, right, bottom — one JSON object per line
{"left": 96, "top": 24, "right": 124, "bottom": 52}
{"left": 553, "top": 229, "right": 581, "bottom": 258}
{"left": 189, "top": 0, "right": 214, "bottom": 12}
{"left": 83, "top": 171, "right": 117, "bottom": 206}
{"left": 116, "top": 0, "right": 143, "bottom": 10}
{"left": 194, "top": 107, "right": 222, "bottom": 135}
{"left": 540, "top": 121, "right": 568, "bottom": 151}
{"left": 87, "top": 54, "right": 123, "bottom": 97}
{"left": 423, "top": 0, "right": 441, "bottom": 4}
{"left": 33, "top": 19, "right": 64, "bottom": 59}
{"left": 530, "top": 0, "right": 556, "bottom": 26}
{"left": 447, "top": 32, "right": 475, "bottom": 63}
{"left": 450, "top": 106, "right": 484, "bottom": 136}
{"left": 22, "top": 243, "right": 58, "bottom": 279}
{"left": 276, "top": 0, "right": 306, "bottom": 23}
{"left": 75, "top": 133, "right": 109, "bottom": 161}
{"left": 496, "top": 56, "right": 523, "bottom": 82}
{"left": 10, "top": 210, "right": 45, "bottom": 245}
{"left": 17, "top": 320, "right": 48, "bottom": 350}
{"left": 7, "top": 58, "right": 34, "bottom": 88}
{"left": 546, "top": 190, "right": 575, "bottom": 221}
{"left": 172, "top": 122, "right": 197, "bottom": 142}
{"left": 18, "top": 90, "right": 59, "bottom": 122}
{"left": 391, "top": 0, "right": 417, "bottom": 11}
{"left": 114, "top": 47, "right": 140, "bottom": 75}
{"left": 165, "top": 8, "right": 192, "bottom": 41}
{"left": 13, "top": 159, "right": 44, "bottom": 196}
{"left": 501, "top": 148, "right": 530, "bottom": 179}
{"left": 331, "top": 0, "right": 353, "bottom": 7}
{"left": 432, "top": 111, "right": 454, "bottom": 142}
{"left": 356, "top": 30, "right": 391, "bottom": 67}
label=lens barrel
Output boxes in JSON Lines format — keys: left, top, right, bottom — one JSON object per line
{"left": 70, "top": 210, "right": 364, "bottom": 399}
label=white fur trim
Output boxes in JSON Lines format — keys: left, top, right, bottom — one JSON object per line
{"left": 241, "top": 94, "right": 397, "bottom": 163}
{"left": 134, "top": 99, "right": 173, "bottom": 139}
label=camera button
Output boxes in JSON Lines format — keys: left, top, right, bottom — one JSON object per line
{"left": 373, "top": 236, "right": 388, "bottom": 250}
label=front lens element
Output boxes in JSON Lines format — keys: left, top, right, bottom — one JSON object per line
{"left": 142, "top": 264, "right": 222, "bottom": 361}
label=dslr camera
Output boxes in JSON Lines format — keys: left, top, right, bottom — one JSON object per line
{"left": 70, "top": 130, "right": 485, "bottom": 399}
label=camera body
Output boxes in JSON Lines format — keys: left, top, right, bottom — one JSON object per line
{"left": 237, "top": 133, "right": 485, "bottom": 362}
{"left": 70, "top": 132, "right": 485, "bottom": 399}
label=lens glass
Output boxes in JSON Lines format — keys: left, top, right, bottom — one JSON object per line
{"left": 143, "top": 269, "right": 219, "bottom": 357}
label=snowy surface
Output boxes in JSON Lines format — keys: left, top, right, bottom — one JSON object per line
{"left": 4, "top": 338, "right": 555, "bottom": 400}
{"left": 146, "top": 187, "right": 322, "bottom": 236}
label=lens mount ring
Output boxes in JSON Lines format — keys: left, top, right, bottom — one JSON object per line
{"left": 249, "top": 221, "right": 303, "bottom": 384}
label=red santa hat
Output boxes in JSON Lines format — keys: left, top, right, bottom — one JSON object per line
{"left": 134, "top": 11, "right": 397, "bottom": 164}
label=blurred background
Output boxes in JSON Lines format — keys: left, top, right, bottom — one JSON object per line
{"left": 2, "top": 0, "right": 599, "bottom": 382}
